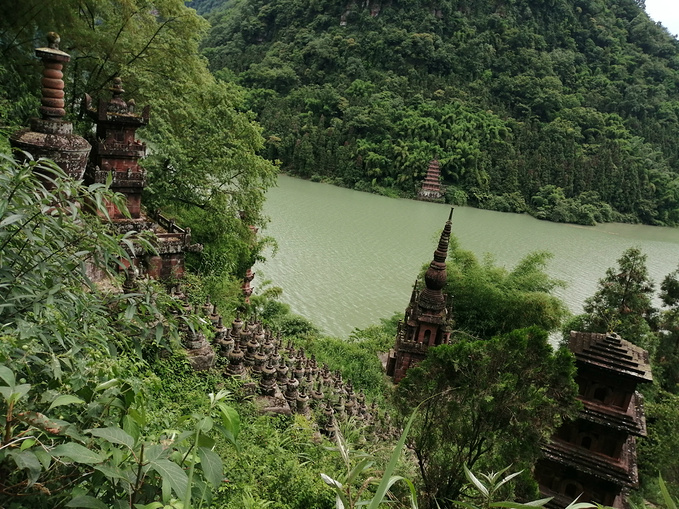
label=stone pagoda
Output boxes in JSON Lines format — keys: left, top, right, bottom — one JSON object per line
{"left": 10, "top": 33, "right": 91, "bottom": 180}
{"left": 83, "top": 77, "right": 201, "bottom": 280}
{"left": 536, "top": 331, "right": 653, "bottom": 508}
{"left": 386, "top": 209, "right": 454, "bottom": 383}
{"left": 417, "top": 159, "right": 444, "bottom": 202}
{"left": 84, "top": 76, "right": 149, "bottom": 219}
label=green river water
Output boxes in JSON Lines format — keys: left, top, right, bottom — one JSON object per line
{"left": 257, "top": 175, "right": 679, "bottom": 338}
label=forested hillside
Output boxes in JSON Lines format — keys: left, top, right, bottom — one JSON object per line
{"left": 201, "top": 0, "right": 679, "bottom": 225}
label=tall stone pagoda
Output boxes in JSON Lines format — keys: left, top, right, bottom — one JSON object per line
{"left": 83, "top": 77, "right": 201, "bottom": 280}
{"left": 10, "top": 33, "right": 91, "bottom": 180}
{"left": 417, "top": 159, "right": 444, "bottom": 202}
{"left": 386, "top": 209, "right": 454, "bottom": 383}
{"left": 84, "top": 77, "right": 149, "bottom": 219}
{"left": 536, "top": 331, "right": 653, "bottom": 508}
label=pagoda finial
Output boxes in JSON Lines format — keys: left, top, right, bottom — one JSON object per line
{"left": 36, "top": 32, "right": 70, "bottom": 120}
{"left": 106, "top": 76, "right": 129, "bottom": 114}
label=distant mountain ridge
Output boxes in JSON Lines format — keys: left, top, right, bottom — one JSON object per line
{"left": 201, "top": 0, "right": 679, "bottom": 226}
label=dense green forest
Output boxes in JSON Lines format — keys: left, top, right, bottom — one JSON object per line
{"left": 201, "top": 0, "right": 679, "bottom": 225}
{"left": 2, "top": 0, "right": 679, "bottom": 508}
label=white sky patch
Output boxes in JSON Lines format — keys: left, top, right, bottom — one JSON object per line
{"left": 644, "top": 0, "right": 679, "bottom": 38}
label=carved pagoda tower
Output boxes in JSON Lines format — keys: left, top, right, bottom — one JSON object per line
{"left": 386, "top": 209, "right": 454, "bottom": 383}
{"left": 536, "top": 331, "right": 653, "bottom": 508}
{"left": 417, "top": 159, "right": 443, "bottom": 202}
{"left": 83, "top": 77, "right": 201, "bottom": 280}
{"left": 10, "top": 33, "right": 91, "bottom": 180}
{"left": 84, "top": 77, "right": 149, "bottom": 219}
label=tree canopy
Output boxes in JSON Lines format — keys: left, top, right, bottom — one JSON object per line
{"left": 568, "top": 247, "right": 657, "bottom": 349}
{"left": 394, "top": 326, "right": 579, "bottom": 508}
{"left": 200, "top": 0, "right": 679, "bottom": 225}
{"left": 441, "top": 235, "right": 568, "bottom": 340}
{"left": 0, "top": 0, "right": 277, "bottom": 295}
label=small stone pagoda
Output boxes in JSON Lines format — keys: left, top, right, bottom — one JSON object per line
{"left": 83, "top": 77, "right": 201, "bottom": 280}
{"left": 10, "top": 33, "right": 91, "bottom": 180}
{"left": 417, "top": 159, "right": 444, "bottom": 202}
{"left": 536, "top": 331, "right": 653, "bottom": 508}
{"left": 386, "top": 209, "right": 454, "bottom": 383}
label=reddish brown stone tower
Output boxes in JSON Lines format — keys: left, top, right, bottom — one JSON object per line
{"left": 84, "top": 77, "right": 201, "bottom": 280}
{"left": 386, "top": 209, "right": 454, "bottom": 383}
{"left": 536, "top": 331, "right": 652, "bottom": 508}
{"left": 84, "top": 77, "right": 149, "bottom": 219}
{"left": 10, "top": 33, "right": 91, "bottom": 179}
{"left": 418, "top": 159, "right": 444, "bottom": 202}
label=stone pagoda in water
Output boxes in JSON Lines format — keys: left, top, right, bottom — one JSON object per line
{"left": 386, "top": 209, "right": 454, "bottom": 383}
{"left": 10, "top": 33, "right": 91, "bottom": 180}
{"left": 536, "top": 331, "right": 653, "bottom": 508}
{"left": 417, "top": 159, "right": 444, "bottom": 202}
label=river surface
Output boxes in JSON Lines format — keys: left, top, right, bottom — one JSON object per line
{"left": 256, "top": 175, "right": 679, "bottom": 338}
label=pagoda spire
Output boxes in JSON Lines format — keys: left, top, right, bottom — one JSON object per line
{"left": 386, "top": 209, "right": 455, "bottom": 383}
{"left": 418, "top": 208, "right": 453, "bottom": 311}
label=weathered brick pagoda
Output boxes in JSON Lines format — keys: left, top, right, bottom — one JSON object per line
{"left": 536, "top": 331, "right": 653, "bottom": 508}
{"left": 386, "top": 209, "right": 454, "bottom": 383}
{"left": 84, "top": 77, "right": 149, "bottom": 220}
{"left": 417, "top": 159, "right": 444, "bottom": 202}
{"left": 83, "top": 77, "right": 201, "bottom": 279}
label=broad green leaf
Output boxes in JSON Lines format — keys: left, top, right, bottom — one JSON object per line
{"left": 122, "top": 414, "right": 140, "bottom": 444}
{"left": 197, "top": 446, "right": 223, "bottom": 487}
{"left": 216, "top": 402, "right": 240, "bottom": 441}
{"left": 196, "top": 434, "right": 215, "bottom": 449}
{"left": 88, "top": 426, "right": 135, "bottom": 450}
{"left": 20, "top": 438, "right": 36, "bottom": 450}
{"left": 94, "top": 463, "right": 130, "bottom": 482}
{"left": 9, "top": 383, "right": 31, "bottom": 403}
{"left": 51, "top": 443, "right": 104, "bottom": 464}
{"left": 94, "top": 378, "right": 119, "bottom": 392}
{"left": 196, "top": 416, "right": 213, "bottom": 433}
{"left": 9, "top": 449, "right": 42, "bottom": 486}
{"left": 66, "top": 495, "right": 109, "bottom": 509}
{"left": 215, "top": 424, "right": 239, "bottom": 452}
{"left": 11, "top": 449, "right": 41, "bottom": 471}
{"left": 0, "top": 365, "right": 15, "bottom": 387}
{"left": 48, "top": 394, "right": 85, "bottom": 412}
{"left": 33, "top": 448, "right": 51, "bottom": 470}
{"left": 0, "top": 386, "right": 12, "bottom": 400}
{"left": 149, "top": 459, "right": 189, "bottom": 500}
{"left": 143, "top": 444, "right": 167, "bottom": 463}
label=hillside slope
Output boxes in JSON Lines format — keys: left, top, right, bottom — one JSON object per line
{"left": 202, "top": 0, "right": 679, "bottom": 225}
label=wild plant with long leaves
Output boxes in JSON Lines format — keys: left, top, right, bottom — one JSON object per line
{"left": 457, "top": 465, "right": 604, "bottom": 509}
{"left": 321, "top": 410, "right": 419, "bottom": 508}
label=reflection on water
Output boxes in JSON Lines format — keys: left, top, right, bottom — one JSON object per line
{"left": 256, "top": 175, "right": 679, "bottom": 338}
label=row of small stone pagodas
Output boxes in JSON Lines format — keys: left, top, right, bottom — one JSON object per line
{"left": 168, "top": 288, "right": 397, "bottom": 438}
